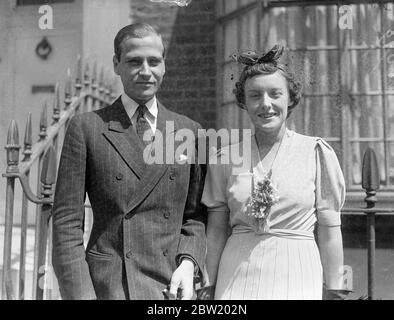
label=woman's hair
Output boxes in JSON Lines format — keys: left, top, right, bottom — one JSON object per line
{"left": 233, "top": 45, "right": 302, "bottom": 117}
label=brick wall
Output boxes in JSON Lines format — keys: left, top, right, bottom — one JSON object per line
{"left": 129, "top": 0, "right": 216, "bottom": 129}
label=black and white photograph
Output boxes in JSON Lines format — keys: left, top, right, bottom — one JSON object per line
{"left": 0, "top": 0, "right": 393, "bottom": 306}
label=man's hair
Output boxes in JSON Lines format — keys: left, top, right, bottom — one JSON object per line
{"left": 114, "top": 23, "right": 165, "bottom": 61}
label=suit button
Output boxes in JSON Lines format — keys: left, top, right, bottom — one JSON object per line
{"left": 163, "top": 212, "right": 170, "bottom": 219}
{"left": 169, "top": 173, "right": 176, "bottom": 180}
{"left": 126, "top": 251, "right": 132, "bottom": 259}
{"left": 116, "top": 173, "right": 123, "bottom": 180}
{"left": 163, "top": 249, "right": 168, "bottom": 256}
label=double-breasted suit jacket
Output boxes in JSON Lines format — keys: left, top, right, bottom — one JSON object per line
{"left": 52, "top": 98, "right": 207, "bottom": 300}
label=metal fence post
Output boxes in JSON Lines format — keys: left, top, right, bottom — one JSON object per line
{"left": 32, "top": 102, "right": 48, "bottom": 299}
{"left": 35, "top": 146, "right": 57, "bottom": 300}
{"left": 75, "top": 55, "right": 83, "bottom": 98}
{"left": 361, "top": 147, "right": 380, "bottom": 300}
{"left": 19, "top": 113, "right": 32, "bottom": 300}
{"left": 2, "top": 120, "right": 20, "bottom": 300}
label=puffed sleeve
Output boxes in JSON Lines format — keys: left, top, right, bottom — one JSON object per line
{"left": 201, "top": 148, "right": 230, "bottom": 213}
{"left": 315, "top": 138, "right": 346, "bottom": 226}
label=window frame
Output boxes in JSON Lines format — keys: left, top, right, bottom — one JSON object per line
{"left": 16, "top": 0, "right": 74, "bottom": 6}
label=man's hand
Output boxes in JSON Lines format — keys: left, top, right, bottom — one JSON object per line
{"left": 169, "top": 258, "right": 195, "bottom": 300}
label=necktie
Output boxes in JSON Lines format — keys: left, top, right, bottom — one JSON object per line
{"left": 136, "top": 105, "right": 152, "bottom": 145}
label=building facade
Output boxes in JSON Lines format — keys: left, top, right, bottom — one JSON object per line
{"left": 0, "top": 0, "right": 131, "bottom": 221}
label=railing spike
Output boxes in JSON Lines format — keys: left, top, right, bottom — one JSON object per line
{"left": 5, "top": 120, "right": 20, "bottom": 173}
{"left": 104, "top": 75, "right": 111, "bottom": 101}
{"left": 83, "top": 62, "right": 91, "bottom": 96}
{"left": 110, "top": 76, "right": 118, "bottom": 100}
{"left": 98, "top": 66, "right": 105, "bottom": 101}
{"left": 108, "top": 77, "right": 113, "bottom": 94}
{"left": 92, "top": 61, "right": 97, "bottom": 87}
{"left": 52, "top": 83, "right": 60, "bottom": 122}
{"left": 40, "top": 145, "right": 57, "bottom": 187}
{"left": 64, "top": 68, "right": 72, "bottom": 108}
{"left": 23, "top": 113, "right": 32, "bottom": 161}
{"left": 75, "top": 54, "right": 83, "bottom": 96}
{"left": 39, "top": 101, "right": 48, "bottom": 141}
{"left": 76, "top": 54, "right": 82, "bottom": 84}
{"left": 84, "top": 62, "right": 90, "bottom": 82}
{"left": 7, "top": 120, "right": 19, "bottom": 146}
{"left": 24, "top": 113, "right": 32, "bottom": 147}
{"left": 362, "top": 147, "right": 380, "bottom": 191}
{"left": 99, "top": 66, "right": 104, "bottom": 88}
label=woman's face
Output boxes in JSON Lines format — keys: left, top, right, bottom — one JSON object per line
{"left": 244, "top": 71, "right": 290, "bottom": 134}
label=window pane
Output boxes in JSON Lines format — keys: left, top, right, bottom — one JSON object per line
{"left": 349, "top": 96, "right": 383, "bottom": 138}
{"left": 216, "top": 0, "right": 223, "bottom": 17}
{"left": 302, "top": 96, "right": 341, "bottom": 138}
{"left": 220, "top": 103, "right": 240, "bottom": 133}
{"left": 224, "top": 0, "right": 238, "bottom": 15}
{"left": 385, "top": 49, "right": 394, "bottom": 90}
{"left": 260, "top": 7, "right": 287, "bottom": 47}
{"left": 240, "top": 108, "right": 252, "bottom": 131}
{"left": 302, "top": 50, "right": 340, "bottom": 95}
{"left": 240, "top": 9, "right": 258, "bottom": 51}
{"left": 224, "top": 19, "right": 238, "bottom": 60}
{"left": 350, "top": 142, "right": 385, "bottom": 186}
{"left": 389, "top": 143, "right": 394, "bottom": 185}
{"left": 329, "top": 141, "right": 343, "bottom": 170}
{"left": 382, "top": 3, "right": 394, "bottom": 45}
{"left": 303, "top": 6, "right": 337, "bottom": 47}
{"left": 286, "top": 6, "right": 338, "bottom": 49}
{"left": 287, "top": 97, "right": 304, "bottom": 134}
{"left": 387, "top": 95, "right": 394, "bottom": 137}
{"left": 239, "top": 0, "right": 256, "bottom": 8}
{"left": 223, "top": 63, "right": 238, "bottom": 104}
{"left": 349, "top": 49, "right": 382, "bottom": 93}
{"left": 349, "top": 4, "right": 382, "bottom": 47}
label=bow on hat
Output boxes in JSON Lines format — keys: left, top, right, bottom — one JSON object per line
{"left": 230, "top": 44, "right": 285, "bottom": 66}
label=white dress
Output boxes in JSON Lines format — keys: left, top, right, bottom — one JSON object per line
{"left": 201, "top": 129, "right": 346, "bottom": 300}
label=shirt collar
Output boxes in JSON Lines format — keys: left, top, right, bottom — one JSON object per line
{"left": 121, "top": 93, "right": 158, "bottom": 121}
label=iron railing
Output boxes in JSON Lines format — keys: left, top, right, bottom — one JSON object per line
{"left": 341, "top": 147, "right": 394, "bottom": 300}
{"left": 1, "top": 56, "right": 116, "bottom": 300}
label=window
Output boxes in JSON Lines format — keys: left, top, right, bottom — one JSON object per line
{"left": 216, "top": 0, "right": 394, "bottom": 191}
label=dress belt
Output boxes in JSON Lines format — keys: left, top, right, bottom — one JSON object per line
{"left": 232, "top": 227, "right": 315, "bottom": 240}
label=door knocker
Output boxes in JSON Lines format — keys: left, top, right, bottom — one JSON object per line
{"left": 35, "top": 37, "right": 52, "bottom": 60}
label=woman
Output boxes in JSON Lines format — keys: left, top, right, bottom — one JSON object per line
{"left": 200, "top": 45, "right": 349, "bottom": 300}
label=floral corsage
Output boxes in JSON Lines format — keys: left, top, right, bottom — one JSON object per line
{"left": 247, "top": 171, "right": 279, "bottom": 221}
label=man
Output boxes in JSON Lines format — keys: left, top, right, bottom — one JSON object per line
{"left": 52, "top": 23, "right": 207, "bottom": 300}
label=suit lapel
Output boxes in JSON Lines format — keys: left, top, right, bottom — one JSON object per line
{"left": 102, "top": 98, "right": 145, "bottom": 179}
{"left": 125, "top": 101, "right": 177, "bottom": 213}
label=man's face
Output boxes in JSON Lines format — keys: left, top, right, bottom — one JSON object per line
{"left": 113, "top": 35, "right": 165, "bottom": 104}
